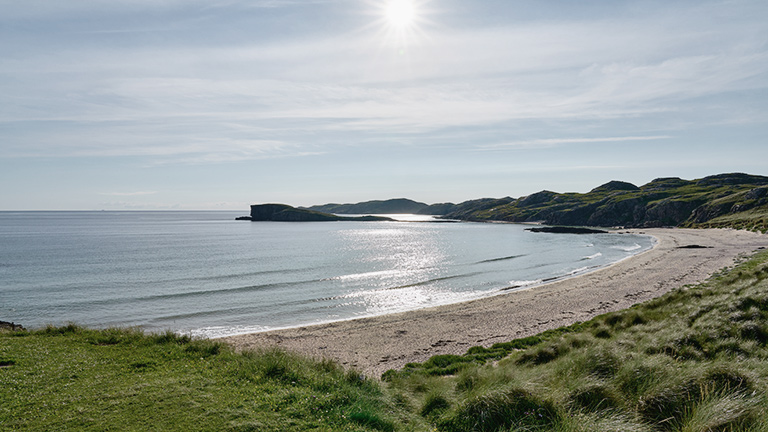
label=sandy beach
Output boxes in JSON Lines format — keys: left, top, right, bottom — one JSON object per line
{"left": 222, "top": 228, "right": 767, "bottom": 377}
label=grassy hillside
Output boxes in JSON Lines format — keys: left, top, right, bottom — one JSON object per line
{"left": 3, "top": 250, "right": 768, "bottom": 431}
{"left": 687, "top": 207, "right": 768, "bottom": 232}
{"left": 443, "top": 173, "right": 768, "bottom": 231}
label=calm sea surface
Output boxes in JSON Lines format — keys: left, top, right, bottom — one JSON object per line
{"left": 0, "top": 211, "right": 654, "bottom": 337}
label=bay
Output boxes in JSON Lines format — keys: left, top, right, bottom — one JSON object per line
{"left": 0, "top": 211, "right": 654, "bottom": 338}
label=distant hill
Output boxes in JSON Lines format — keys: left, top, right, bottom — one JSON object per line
{"left": 416, "top": 202, "right": 461, "bottom": 215}
{"left": 305, "top": 198, "right": 429, "bottom": 215}
{"left": 442, "top": 173, "right": 768, "bottom": 231}
{"left": 270, "top": 172, "right": 768, "bottom": 231}
{"left": 425, "top": 197, "right": 514, "bottom": 219}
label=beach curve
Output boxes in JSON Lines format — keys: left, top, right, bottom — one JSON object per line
{"left": 221, "top": 228, "right": 767, "bottom": 377}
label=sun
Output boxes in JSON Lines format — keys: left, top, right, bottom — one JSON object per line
{"left": 385, "top": 0, "right": 416, "bottom": 29}
{"left": 368, "top": 0, "right": 430, "bottom": 51}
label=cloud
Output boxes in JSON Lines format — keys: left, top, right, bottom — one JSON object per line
{"left": 0, "top": 0, "right": 340, "bottom": 19}
{"left": 99, "top": 191, "right": 158, "bottom": 196}
{"left": 479, "top": 135, "right": 672, "bottom": 150}
{"left": 1, "top": 0, "right": 766, "bottom": 164}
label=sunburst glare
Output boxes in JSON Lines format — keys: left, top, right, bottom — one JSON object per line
{"left": 386, "top": 0, "right": 416, "bottom": 28}
{"left": 367, "top": 0, "right": 432, "bottom": 50}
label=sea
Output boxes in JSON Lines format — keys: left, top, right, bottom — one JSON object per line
{"left": 0, "top": 211, "right": 655, "bottom": 338}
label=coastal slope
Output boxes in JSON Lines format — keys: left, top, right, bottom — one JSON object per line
{"left": 299, "top": 172, "right": 768, "bottom": 230}
{"left": 222, "top": 228, "right": 767, "bottom": 377}
{"left": 441, "top": 173, "right": 768, "bottom": 229}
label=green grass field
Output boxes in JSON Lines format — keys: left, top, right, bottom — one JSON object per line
{"left": 3, "top": 250, "right": 768, "bottom": 431}
{"left": 0, "top": 327, "right": 422, "bottom": 431}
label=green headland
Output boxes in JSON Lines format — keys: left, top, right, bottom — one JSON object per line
{"left": 247, "top": 173, "right": 768, "bottom": 232}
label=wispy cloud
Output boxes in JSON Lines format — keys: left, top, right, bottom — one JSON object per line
{"left": 1, "top": 0, "right": 766, "bottom": 165}
{"left": 480, "top": 135, "right": 672, "bottom": 150}
{"left": 99, "top": 191, "right": 158, "bottom": 197}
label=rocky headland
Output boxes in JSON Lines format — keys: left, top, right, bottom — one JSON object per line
{"left": 245, "top": 204, "right": 392, "bottom": 222}
{"left": 245, "top": 173, "right": 767, "bottom": 231}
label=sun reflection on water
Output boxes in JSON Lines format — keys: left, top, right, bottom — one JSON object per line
{"left": 331, "top": 223, "right": 479, "bottom": 314}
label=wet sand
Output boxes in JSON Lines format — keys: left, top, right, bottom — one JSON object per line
{"left": 221, "top": 228, "right": 767, "bottom": 377}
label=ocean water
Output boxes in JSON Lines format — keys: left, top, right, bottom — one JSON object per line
{"left": 0, "top": 211, "right": 654, "bottom": 338}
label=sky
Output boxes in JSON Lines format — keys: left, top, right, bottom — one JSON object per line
{"left": 1, "top": 0, "right": 767, "bottom": 210}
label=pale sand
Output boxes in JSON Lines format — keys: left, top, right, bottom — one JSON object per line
{"left": 221, "top": 228, "right": 767, "bottom": 377}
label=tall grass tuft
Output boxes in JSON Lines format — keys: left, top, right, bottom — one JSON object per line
{"left": 567, "top": 383, "right": 620, "bottom": 412}
{"left": 438, "top": 388, "right": 558, "bottom": 432}
{"left": 420, "top": 392, "right": 452, "bottom": 418}
{"left": 348, "top": 410, "right": 396, "bottom": 432}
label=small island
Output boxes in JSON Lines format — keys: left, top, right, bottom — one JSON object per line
{"left": 241, "top": 203, "right": 393, "bottom": 222}
{"left": 526, "top": 226, "right": 608, "bottom": 234}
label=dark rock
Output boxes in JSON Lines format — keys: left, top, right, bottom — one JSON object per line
{"left": 643, "top": 198, "right": 703, "bottom": 227}
{"left": 745, "top": 186, "right": 768, "bottom": 200}
{"left": 249, "top": 204, "right": 393, "bottom": 222}
{"left": 251, "top": 204, "right": 297, "bottom": 220}
{"left": 581, "top": 197, "right": 646, "bottom": 227}
{"left": 0, "top": 321, "right": 24, "bottom": 331}
{"left": 689, "top": 185, "right": 768, "bottom": 224}
{"left": 527, "top": 226, "right": 608, "bottom": 234}
{"left": 352, "top": 215, "right": 396, "bottom": 221}
{"left": 690, "top": 201, "right": 738, "bottom": 224}
{"left": 235, "top": 216, "right": 252, "bottom": 221}
{"left": 251, "top": 204, "right": 343, "bottom": 221}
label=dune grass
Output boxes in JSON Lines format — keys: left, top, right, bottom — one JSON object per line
{"left": 384, "top": 248, "right": 768, "bottom": 431}
{"left": 3, "top": 249, "right": 768, "bottom": 431}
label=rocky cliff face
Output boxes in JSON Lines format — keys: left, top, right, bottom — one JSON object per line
{"left": 249, "top": 204, "right": 393, "bottom": 222}
{"left": 250, "top": 204, "right": 343, "bottom": 221}
{"left": 689, "top": 186, "right": 768, "bottom": 224}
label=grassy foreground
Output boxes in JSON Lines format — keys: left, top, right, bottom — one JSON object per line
{"left": 2, "top": 249, "right": 768, "bottom": 431}
{"left": 0, "top": 327, "right": 419, "bottom": 431}
{"left": 385, "top": 248, "right": 768, "bottom": 431}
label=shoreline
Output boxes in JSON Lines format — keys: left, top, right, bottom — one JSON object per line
{"left": 210, "top": 230, "right": 655, "bottom": 339}
{"left": 221, "top": 228, "right": 766, "bottom": 377}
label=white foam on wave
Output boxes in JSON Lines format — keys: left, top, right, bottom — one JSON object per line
{"left": 188, "top": 324, "right": 272, "bottom": 339}
{"left": 612, "top": 243, "right": 642, "bottom": 252}
{"left": 582, "top": 252, "right": 603, "bottom": 260}
{"left": 568, "top": 266, "right": 592, "bottom": 275}
{"left": 508, "top": 279, "right": 542, "bottom": 287}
